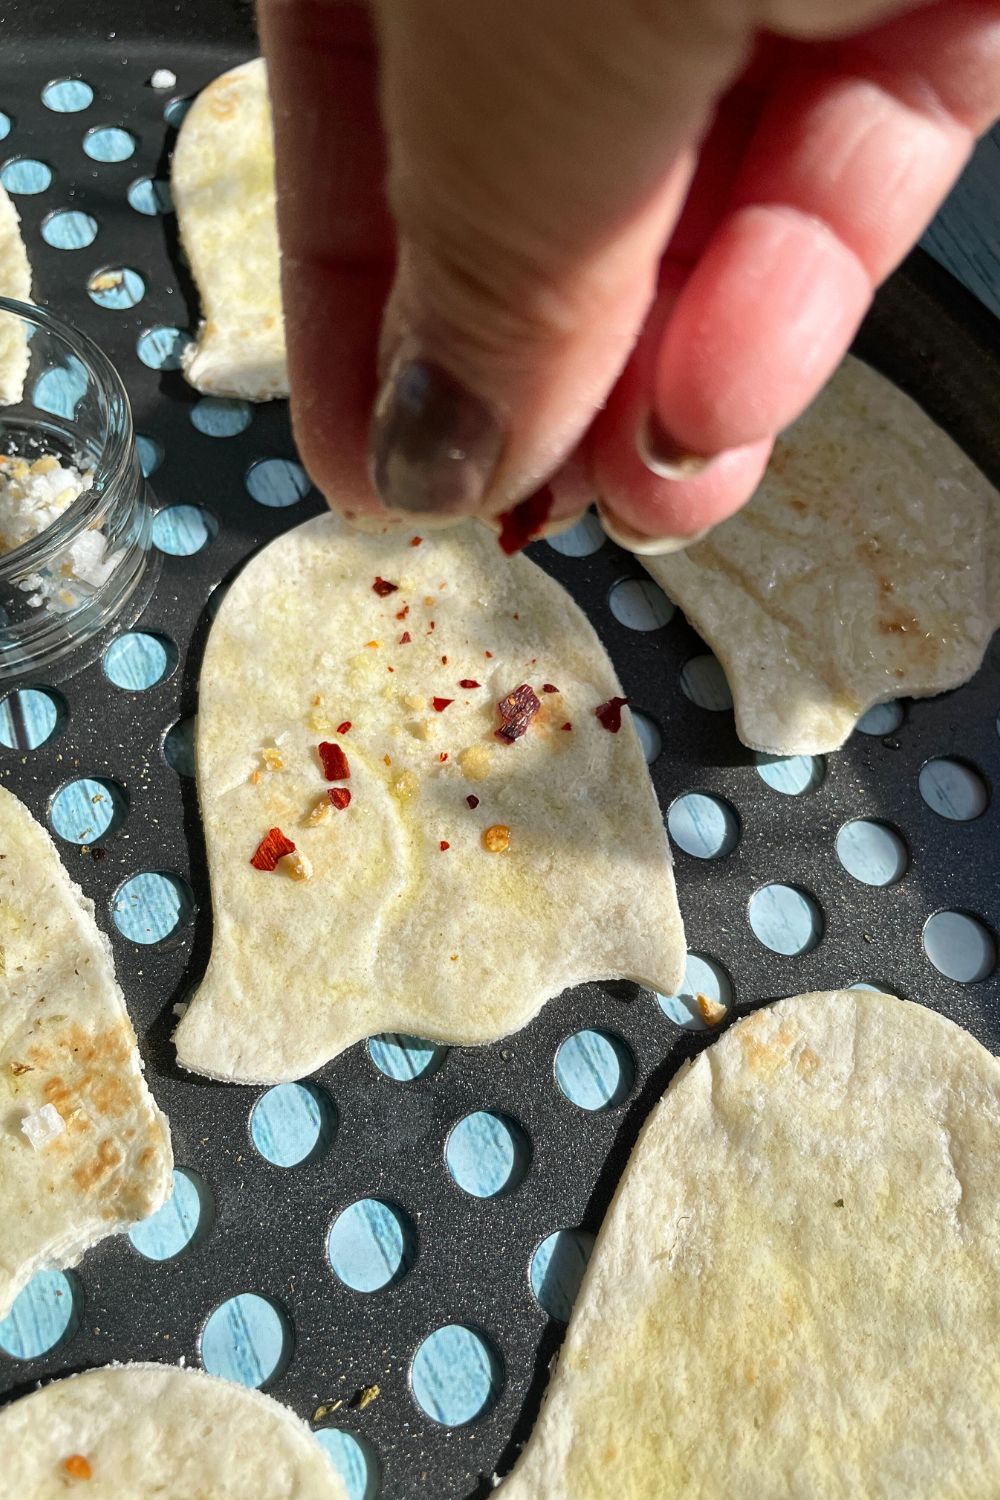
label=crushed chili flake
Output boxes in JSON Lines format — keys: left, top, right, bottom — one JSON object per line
{"left": 365, "top": 640, "right": 380, "bottom": 648}
{"left": 428, "top": 620, "right": 436, "bottom": 632}
{"left": 497, "top": 486, "right": 554, "bottom": 555}
{"left": 424, "top": 596, "right": 435, "bottom": 606}
{"left": 328, "top": 787, "right": 352, "bottom": 810}
{"left": 251, "top": 827, "right": 296, "bottom": 871}
{"left": 399, "top": 631, "right": 412, "bottom": 644}
{"left": 318, "top": 741, "right": 350, "bottom": 780}
{"left": 410, "top": 535, "right": 423, "bottom": 546}
{"left": 459, "top": 679, "right": 480, "bottom": 689}
{"left": 372, "top": 576, "right": 398, "bottom": 596}
{"left": 336, "top": 720, "right": 352, "bottom": 735}
{"left": 482, "top": 824, "right": 510, "bottom": 853}
{"left": 383, "top": 754, "right": 392, "bottom": 766}
{"left": 561, "top": 721, "right": 572, "bottom": 731}
{"left": 495, "top": 683, "right": 541, "bottom": 744}
{"left": 541, "top": 683, "right": 559, "bottom": 694}
{"left": 439, "top": 840, "right": 450, "bottom": 851}
{"left": 484, "top": 650, "right": 493, "bottom": 658}
{"left": 311, "top": 693, "right": 324, "bottom": 707}
{"left": 249, "top": 769, "right": 262, "bottom": 786}
{"left": 432, "top": 697, "right": 453, "bottom": 712}
{"left": 396, "top": 604, "right": 410, "bottom": 620}
{"left": 387, "top": 665, "right": 395, "bottom": 673}
{"left": 595, "top": 696, "right": 629, "bottom": 733}
{"left": 441, "top": 655, "right": 448, "bottom": 665}
{"left": 62, "top": 1455, "right": 92, "bottom": 1481}
{"left": 439, "top": 752, "right": 448, "bottom": 762}
{"left": 466, "top": 794, "right": 480, "bottom": 809}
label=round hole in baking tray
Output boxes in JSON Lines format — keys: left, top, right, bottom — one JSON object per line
{"left": 0, "top": 1269, "right": 82, "bottom": 1359}
{"left": 41, "top": 207, "right": 98, "bottom": 249}
{"left": 82, "top": 124, "right": 136, "bottom": 163}
{"left": 446, "top": 1111, "right": 531, "bottom": 1198}
{"left": 0, "top": 114, "right": 12, "bottom": 141}
{"left": 136, "top": 433, "right": 164, "bottom": 476}
{"left": 657, "top": 951, "right": 734, "bottom": 1030}
{"left": 245, "top": 456, "right": 312, "bottom": 508}
{"left": 314, "top": 1430, "right": 382, "bottom": 1500}
{"left": 630, "top": 708, "right": 662, "bottom": 763}
{"left": 679, "top": 652, "right": 732, "bottom": 710}
{"left": 667, "top": 791, "right": 740, "bottom": 860}
{"left": 918, "top": 757, "right": 989, "bottom": 821}
{"left": 128, "top": 1167, "right": 214, "bottom": 1261}
{"left": 127, "top": 174, "right": 172, "bottom": 215}
{"left": 136, "top": 325, "right": 192, "bottom": 371}
{"left": 855, "top": 700, "right": 904, "bottom": 736}
{"left": 190, "top": 395, "right": 252, "bottom": 437}
{"left": 200, "top": 1293, "right": 293, "bottom": 1389}
{"left": 327, "top": 1199, "right": 417, "bottom": 1293}
{"left": 152, "top": 504, "right": 218, "bottom": 556}
{"left": 545, "top": 512, "right": 605, "bottom": 557}
{"left": 607, "top": 576, "right": 674, "bottom": 631}
{"left": 1, "top": 156, "right": 52, "bottom": 194}
{"left": 87, "top": 264, "right": 145, "bottom": 310}
{"left": 103, "top": 630, "right": 178, "bottom": 690}
{"left": 50, "top": 775, "right": 128, "bottom": 844}
{"left": 748, "top": 883, "right": 823, "bottom": 955}
{"left": 410, "top": 1325, "right": 504, "bottom": 1427}
{"left": 755, "top": 752, "right": 826, "bottom": 795}
{"left": 367, "top": 1033, "right": 448, "bottom": 1081}
{"left": 163, "top": 95, "right": 194, "bottom": 128}
{"left": 923, "top": 910, "right": 997, "bottom": 984}
{"left": 529, "top": 1228, "right": 595, "bottom": 1323}
{"left": 32, "top": 356, "right": 89, "bottom": 419}
{"left": 835, "top": 819, "right": 909, "bottom": 887}
{"left": 554, "top": 1029, "right": 635, "bottom": 1111}
{"left": 0, "top": 685, "right": 67, "bottom": 748}
{"left": 250, "top": 1082, "right": 336, "bottom": 1168}
{"left": 162, "top": 715, "right": 195, "bottom": 777}
{"left": 41, "top": 77, "right": 93, "bottom": 112}
{"left": 111, "top": 870, "right": 194, "bottom": 945}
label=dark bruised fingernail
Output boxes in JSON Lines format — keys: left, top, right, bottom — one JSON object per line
{"left": 637, "top": 409, "right": 717, "bottom": 480}
{"left": 370, "top": 357, "right": 504, "bottom": 515}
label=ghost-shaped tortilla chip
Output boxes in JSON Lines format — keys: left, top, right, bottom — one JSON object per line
{"left": 499, "top": 990, "right": 1000, "bottom": 1500}
{"left": 642, "top": 357, "right": 1000, "bottom": 754}
{"left": 173, "top": 58, "right": 287, "bottom": 401}
{"left": 174, "top": 514, "right": 685, "bottom": 1083}
{"left": 0, "top": 785, "right": 172, "bottom": 1318}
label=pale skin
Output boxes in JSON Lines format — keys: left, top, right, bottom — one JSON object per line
{"left": 260, "top": 0, "right": 1000, "bottom": 548}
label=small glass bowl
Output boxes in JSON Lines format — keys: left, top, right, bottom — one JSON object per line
{"left": 0, "top": 297, "right": 154, "bottom": 683}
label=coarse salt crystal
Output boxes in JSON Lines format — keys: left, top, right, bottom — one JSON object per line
{"left": 151, "top": 68, "right": 177, "bottom": 89}
{"left": 21, "top": 1102, "right": 65, "bottom": 1148}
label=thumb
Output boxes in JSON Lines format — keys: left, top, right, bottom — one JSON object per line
{"left": 369, "top": 0, "right": 749, "bottom": 518}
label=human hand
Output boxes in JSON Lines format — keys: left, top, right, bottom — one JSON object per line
{"left": 260, "top": 0, "right": 1000, "bottom": 550}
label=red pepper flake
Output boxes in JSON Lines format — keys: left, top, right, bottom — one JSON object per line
{"left": 410, "top": 535, "right": 423, "bottom": 546}
{"left": 428, "top": 620, "right": 436, "bottom": 633}
{"left": 336, "top": 720, "right": 352, "bottom": 735}
{"left": 396, "top": 604, "right": 410, "bottom": 620}
{"left": 373, "top": 576, "right": 398, "bottom": 597}
{"left": 495, "top": 683, "right": 541, "bottom": 744}
{"left": 439, "top": 752, "right": 448, "bottom": 762}
{"left": 433, "top": 697, "right": 453, "bottom": 713}
{"left": 441, "top": 655, "right": 448, "bottom": 665}
{"left": 459, "top": 679, "right": 480, "bottom": 690}
{"left": 399, "top": 631, "right": 411, "bottom": 645}
{"left": 561, "top": 721, "right": 572, "bottom": 731}
{"left": 595, "top": 696, "right": 628, "bottom": 733}
{"left": 328, "top": 787, "right": 352, "bottom": 810}
{"left": 251, "top": 827, "right": 296, "bottom": 871}
{"left": 62, "top": 1455, "right": 93, "bottom": 1481}
{"left": 387, "top": 666, "right": 395, "bottom": 673}
{"left": 466, "top": 794, "right": 480, "bottom": 809}
{"left": 439, "top": 840, "right": 450, "bottom": 851}
{"left": 541, "top": 683, "right": 558, "bottom": 694}
{"left": 318, "top": 741, "right": 350, "bottom": 780}
{"left": 497, "top": 486, "right": 554, "bottom": 555}
{"left": 484, "top": 650, "right": 493, "bottom": 659}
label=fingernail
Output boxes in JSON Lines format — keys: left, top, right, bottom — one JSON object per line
{"left": 637, "top": 409, "right": 717, "bottom": 480}
{"left": 371, "top": 356, "right": 504, "bottom": 515}
{"left": 598, "top": 503, "right": 708, "bottom": 556}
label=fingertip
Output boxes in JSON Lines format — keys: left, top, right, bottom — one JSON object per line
{"left": 653, "top": 204, "right": 871, "bottom": 454}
